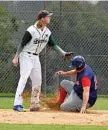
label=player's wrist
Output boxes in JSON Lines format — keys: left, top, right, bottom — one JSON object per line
{"left": 14, "top": 55, "right": 18, "bottom": 59}
{"left": 82, "top": 103, "right": 87, "bottom": 107}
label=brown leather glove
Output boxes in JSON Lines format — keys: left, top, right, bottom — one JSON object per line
{"left": 64, "top": 52, "right": 74, "bottom": 61}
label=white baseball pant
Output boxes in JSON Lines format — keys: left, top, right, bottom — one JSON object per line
{"left": 14, "top": 52, "right": 42, "bottom": 106}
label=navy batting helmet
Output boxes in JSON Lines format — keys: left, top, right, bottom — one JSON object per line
{"left": 71, "top": 56, "right": 85, "bottom": 70}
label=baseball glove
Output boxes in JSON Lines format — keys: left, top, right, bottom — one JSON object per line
{"left": 64, "top": 52, "right": 74, "bottom": 61}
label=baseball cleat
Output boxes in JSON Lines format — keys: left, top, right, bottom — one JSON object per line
{"left": 30, "top": 104, "right": 40, "bottom": 112}
{"left": 13, "top": 105, "right": 26, "bottom": 112}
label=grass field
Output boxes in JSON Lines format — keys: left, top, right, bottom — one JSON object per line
{"left": 0, "top": 97, "right": 108, "bottom": 110}
{"left": 0, "top": 124, "right": 108, "bottom": 130}
{"left": 0, "top": 97, "right": 108, "bottom": 130}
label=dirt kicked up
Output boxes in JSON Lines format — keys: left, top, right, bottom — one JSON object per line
{"left": 0, "top": 109, "right": 108, "bottom": 126}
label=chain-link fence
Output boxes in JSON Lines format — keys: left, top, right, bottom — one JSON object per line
{"left": 0, "top": 1, "right": 108, "bottom": 97}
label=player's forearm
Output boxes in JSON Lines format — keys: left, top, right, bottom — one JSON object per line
{"left": 15, "top": 44, "right": 24, "bottom": 57}
{"left": 48, "top": 35, "right": 66, "bottom": 56}
{"left": 82, "top": 89, "right": 89, "bottom": 107}
{"left": 65, "top": 70, "right": 77, "bottom": 76}
{"left": 57, "top": 70, "right": 77, "bottom": 76}
{"left": 63, "top": 72, "right": 73, "bottom": 76}
{"left": 52, "top": 45, "right": 66, "bottom": 56}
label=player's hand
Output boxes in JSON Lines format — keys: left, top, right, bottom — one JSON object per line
{"left": 12, "top": 56, "right": 18, "bottom": 67}
{"left": 80, "top": 105, "right": 86, "bottom": 114}
{"left": 56, "top": 71, "right": 65, "bottom": 75}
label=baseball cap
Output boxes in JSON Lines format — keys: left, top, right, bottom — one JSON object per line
{"left": 37, "top": 10, "right": 53, "bottom": 20}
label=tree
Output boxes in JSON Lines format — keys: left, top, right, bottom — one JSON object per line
{"left": 0, "top": 5, "right": 19, "bottom": 93}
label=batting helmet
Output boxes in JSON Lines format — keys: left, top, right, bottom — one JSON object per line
{"left": 71, "top": 56, "right": 85, "bottom": 71}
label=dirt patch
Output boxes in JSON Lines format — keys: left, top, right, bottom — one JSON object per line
{"left": 0, "top": 109, "right": 108, "bottom": 126}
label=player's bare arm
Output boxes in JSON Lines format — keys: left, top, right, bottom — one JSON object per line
{"left": 80, "top": 87, "right": 90, "bottom": 113}
{"left": 56, "top": 69, "right": 77, "bottom": 76}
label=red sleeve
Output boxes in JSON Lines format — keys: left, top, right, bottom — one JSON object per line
{"left": 81, "top": 77, "right": 91, "bottom": 87}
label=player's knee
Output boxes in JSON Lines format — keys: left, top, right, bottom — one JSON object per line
{"left": 32, "top": 81, "right": 42, "bottom": 89}
{"left": 19, "top": 75, "right": 28, "bottom": 83}
{"left": 60, "top": 103, "right": 66, "bottom": 111}
{"left": 60, "top": 103, "right": 71, "bottom": 111}
{"left": 60, "top": 102, "right": 79, "bottom": 112}
{"left": 60, "top": 79, "right": 68, "bottom": 89}
{"left": 60, "top": 102, "right": 70, "bottom": 111}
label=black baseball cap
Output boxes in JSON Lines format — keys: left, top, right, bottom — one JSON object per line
{"left": 37, "top": 10, "right": 53, "bottom": 20}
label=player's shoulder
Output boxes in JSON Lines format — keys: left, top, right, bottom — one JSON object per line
{"left": 86, "top": 64, "right": 93, "bottom": 71}
{"left": 46, "top": 27, "right": 51, "bottom": 35}
{"left": 26, "top": 25, "right": 35, "bottom": 35}
{"left": 84, "top": 64, "right": 94, "bottom": 78}
{"left": 27, "top": 25, "right": 35, "bottom": 31}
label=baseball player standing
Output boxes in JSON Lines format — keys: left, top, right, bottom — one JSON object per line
{"left": 12, "top": 10, "right": 73, "bottom": 112}
{"left": 49, "top": 56, "right": 98, "bottom": 113}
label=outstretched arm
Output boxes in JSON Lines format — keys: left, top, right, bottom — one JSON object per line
{"left": 48, "top": 35, "right": 66, "bottom": 56}
{"left": 48, "top": 35, "right": 74, "bottom": 60}
{"left": 56, "top": 69, "right": 77, "bottom": 76}
{"left": 53, "top": 44, "right": 66, "bottom": 56}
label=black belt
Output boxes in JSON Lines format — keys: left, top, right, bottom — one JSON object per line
{"left": 27, "top": 52, "right": 38, "bottom": 55}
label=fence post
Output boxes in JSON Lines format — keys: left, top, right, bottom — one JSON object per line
{"left": 43, "top": 1, "right": 47, "bottom": 97}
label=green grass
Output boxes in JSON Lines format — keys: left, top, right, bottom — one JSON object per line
{"left": 0, "top": 97, "right": 108, "bottom": 110}
{"left": 92, "top": 97, "right": 108, "bottom": 110}
{"left": 0, "top": 124, "right": 108, "bottom": 130}
{"left": 0, "top": 97, "right": 29, "bottom": 109}
{"left": 0, "top": 93, "right": 14, "bottom": 97}
{"left": 0, "top": 97, "right": 14, "bottom": 109}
